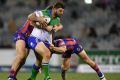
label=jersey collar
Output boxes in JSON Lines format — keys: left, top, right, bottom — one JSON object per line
{"left": 49, "top": 9, "right": 52, "bottom": 16}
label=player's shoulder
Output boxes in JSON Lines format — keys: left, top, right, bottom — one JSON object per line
{"left": 35, "top": 9, "right": 48, "bottom": 13}
{"left": 41, "top": 9, "right": 49, "bottom": 13}
{"left": 41, "top": 9, "right": 50, "bottom": 14}
{"left": 42, "top": 9, "right": 51, "bottom": 17}
{"left": 34, "top": 10, "right": 43, "bottom": 16}
{"left": 64, "top": 38, "right": 74, "bottom": 40}
{"left": 64, "top": 38, "right": 77, "bottom": 43}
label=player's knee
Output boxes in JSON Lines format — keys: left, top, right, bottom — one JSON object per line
{"left": 44, "top": 53, "right": 51, "bottom": 60}
{"left": 44, "top": 49, "right": 51, "bottom": 56}
{"left": 42, "top": 52, "right": 51, "bottom": 63}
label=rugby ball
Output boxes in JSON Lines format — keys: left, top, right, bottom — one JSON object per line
{"left": 44, "top": 16, "right": 51, "bottom": 23}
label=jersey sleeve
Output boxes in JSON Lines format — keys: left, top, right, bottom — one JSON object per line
{"left": 56, "top": 17, "right": 60, "bottom": 25}
{"left": 34, "top": 11, "right": 43, "bottom": 17}
{"left": 49, "top": 17, "right": 60, "bottom": 26}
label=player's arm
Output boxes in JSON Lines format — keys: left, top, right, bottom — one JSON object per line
{"left": 52, "top": 23, "right": 63, "bottom": 32}
{"left": 52, "top": 45, "right": 67, "bottom": 53}
{"left": 28, "top": 12, "right": 47, "bottom": 28}
{"left": 45, "top": 25, "right": 53, "bottom": 32}
{"left": 28, "top": 13, "right": 40, "bottom": 22}
{"left": 44, "top": 23, "right": 63, "bottom": 32}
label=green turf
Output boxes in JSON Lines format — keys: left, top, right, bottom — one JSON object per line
{"left": 1, "top": 72, "right": 120, "bottom": 80}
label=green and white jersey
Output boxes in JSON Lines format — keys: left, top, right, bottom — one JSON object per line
{"left": 31, "top": 9, "right": 61, "bottom": 44}
{"left": 35, "top": 9, "right": 61, "bottom": 26}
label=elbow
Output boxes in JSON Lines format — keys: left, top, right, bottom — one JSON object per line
{"left": 28, "top": 15, "right": 31, "bottom": 20}
{"left": 27, "top": 13, "right": 35, "bottom": 21}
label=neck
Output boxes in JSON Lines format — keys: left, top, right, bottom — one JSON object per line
{"left": 52, "top": 9, "right": 56, "bottom": 18}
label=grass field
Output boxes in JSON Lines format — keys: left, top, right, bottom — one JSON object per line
{"left": 0, "top": 72, "right": 120, "bottom": 80}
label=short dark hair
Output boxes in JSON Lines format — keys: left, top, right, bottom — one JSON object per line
{"left": 46, "top": 2, "right": 65, "bottom": 10}
{"left": 54, "top": 2, "right": 65, "bottom": 9}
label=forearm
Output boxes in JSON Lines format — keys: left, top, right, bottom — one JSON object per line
{"left": 45, "top": 26, "right": 53, "bottom": 32}
{"left": 30, "top": 22, "right": 53, "bottom": 32}
{"left": 53, "top": 24, "right": 63, "bottom": 32}
{"left": 28, "top": 13, "right": 39, "bottom": 21}
{"left": 53, "top": 47, "right": 66, "bottom": 53}
{"left": 56, "top": 24, "right": 63, "bottom": 30}
{"left": 28, "top": 13, "right": 44, "bottom": 22}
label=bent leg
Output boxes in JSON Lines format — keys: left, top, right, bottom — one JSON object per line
{"left": 35, "top": 42, "right": 52, "bottom": 80}
{"left": 61, "top": 58, "right": 71, "bottom": 80}
{"left": 27, "top": 36, "right": 52, "bottom": 80}
{"left": 28, "top": 51, "right": 43, "bottom": 80}
{"left": 78, "top": 50, "right": 105, "bottom": 79}
{"left": 9, "top": 40, "right": 29, "bottom": 79}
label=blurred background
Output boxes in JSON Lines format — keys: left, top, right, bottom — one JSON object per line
{"left": 0, "top": 0, "right": 120, "bottom": 78}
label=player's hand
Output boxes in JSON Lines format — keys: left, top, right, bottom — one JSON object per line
{"left": 45, "top": 26, "right": 53, "bottom": 32}
{"left": 49, "top": 44, "right": 54, "bottom": 50}
{"left": 52, "top": 25, "right": 61, "bottom": 32}
{"left": 37, "top": 16, "right": 48, "bottom": 28}
{"left": 39, "top": 21, "right": 48, "bottom": 28}
{"left": 52, "top": 26, "right": 57, "bottom": 32}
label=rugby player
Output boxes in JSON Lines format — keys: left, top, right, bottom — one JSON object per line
{"left": 51, "top": 38, "right": 107, "bottom": 80}
{"left": 8, "top": 2, "right": 65, "bottom": 80}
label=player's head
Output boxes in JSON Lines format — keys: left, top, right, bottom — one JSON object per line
{"left": 46, "top": 2, "right": 65, "bottom": 16}
{"left": 53, "top": 39, "right": 63, "bottom": 47}
{"left": 53, "top": 2, "right": 65, "bottom": 16}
